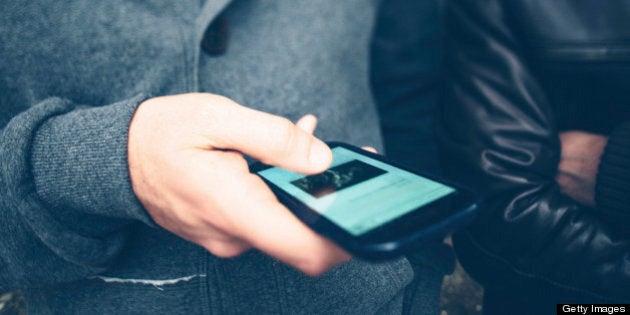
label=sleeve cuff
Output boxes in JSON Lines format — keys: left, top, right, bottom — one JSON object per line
{"left": 595, "top": 121, "right": 630, "bottom": 219}
{"left": 1, "top": 96, "right": 147, "bottom": 269}
{"left": 30, "top": 94, "right": 154, "bottom": 230}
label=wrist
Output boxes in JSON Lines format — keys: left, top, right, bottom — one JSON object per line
{"left": 31, "top": 94, "right": 154, "bottom": 234}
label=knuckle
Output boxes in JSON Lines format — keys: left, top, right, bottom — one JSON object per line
{"left": 260, "top": 117, "right": 298, "bottom": 164}
{"left": 241, "top": 175, "right": 273, "bottom": 201}
{"left": 274, "top": 117, "right": 298, "bottom": 153}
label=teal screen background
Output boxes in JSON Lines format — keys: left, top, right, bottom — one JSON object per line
{"left": 258, "top": 147, "right": 455, "bottom": 236}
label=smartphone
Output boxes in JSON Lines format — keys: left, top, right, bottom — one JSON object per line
{"left": 250, "top": 142, "right": 479, "bottom": 260}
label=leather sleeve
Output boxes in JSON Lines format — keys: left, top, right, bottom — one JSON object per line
{"left": 437, "top": 0, "right": 630, "bottom": 301}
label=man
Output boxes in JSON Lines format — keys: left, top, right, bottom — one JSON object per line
{"left": 1, "top": 1, "right": 446, "bottom": 314}
{"left": 437, "top": 1, "right": 630, "bottom": 313}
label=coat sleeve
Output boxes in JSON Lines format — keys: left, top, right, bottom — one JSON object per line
{"left": 0, "top": 94, "right": 153, "bottom": 291}
{"left": 437, "top": 0, "right": 630, "bottom": 301}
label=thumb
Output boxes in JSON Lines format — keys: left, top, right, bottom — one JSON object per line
{"left": 211, "top": 104, "right": 332, "bottom": 174}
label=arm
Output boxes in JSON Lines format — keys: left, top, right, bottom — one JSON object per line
{"left": 1, "top": 95, "right": 150, "bottom": 290}
{"left": 1, "top": 93, "right": 346, "bottom": 291}
{"left": 437, "top": 0, "right": 630, "bottom": 301}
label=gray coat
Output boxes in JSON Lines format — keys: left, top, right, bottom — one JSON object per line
{"left": 0, "top": 1, "right": 427, "bottom": 313}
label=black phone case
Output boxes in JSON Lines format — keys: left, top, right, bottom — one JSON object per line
{"left": 252, "top": 141, "right": 480, "bottom": 260}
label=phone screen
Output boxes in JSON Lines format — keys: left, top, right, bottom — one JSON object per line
{"left": 257, "top": 147, "right": 456, "bottom": 236}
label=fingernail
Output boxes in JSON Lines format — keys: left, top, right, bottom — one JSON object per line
{"left": 309, "top": 141, "right": 332, "bottom": 170}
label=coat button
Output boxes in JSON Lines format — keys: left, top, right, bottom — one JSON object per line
{"left": 201, "top": 14, "right": 229, "bottom": 56}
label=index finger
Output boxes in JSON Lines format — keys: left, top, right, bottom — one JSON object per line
{"left": 207, "top": 101, "right": 332, "bottom": 175}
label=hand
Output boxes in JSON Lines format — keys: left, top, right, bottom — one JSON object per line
{"left": 555, "top": 131, "right": 608, "bottom": 207}
{"left": 128, "top": 93, "right": 349, "bottom": 275}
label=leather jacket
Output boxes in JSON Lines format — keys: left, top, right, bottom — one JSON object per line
{"left": 437, "top": 0, "right": 630, "bottom": 302}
